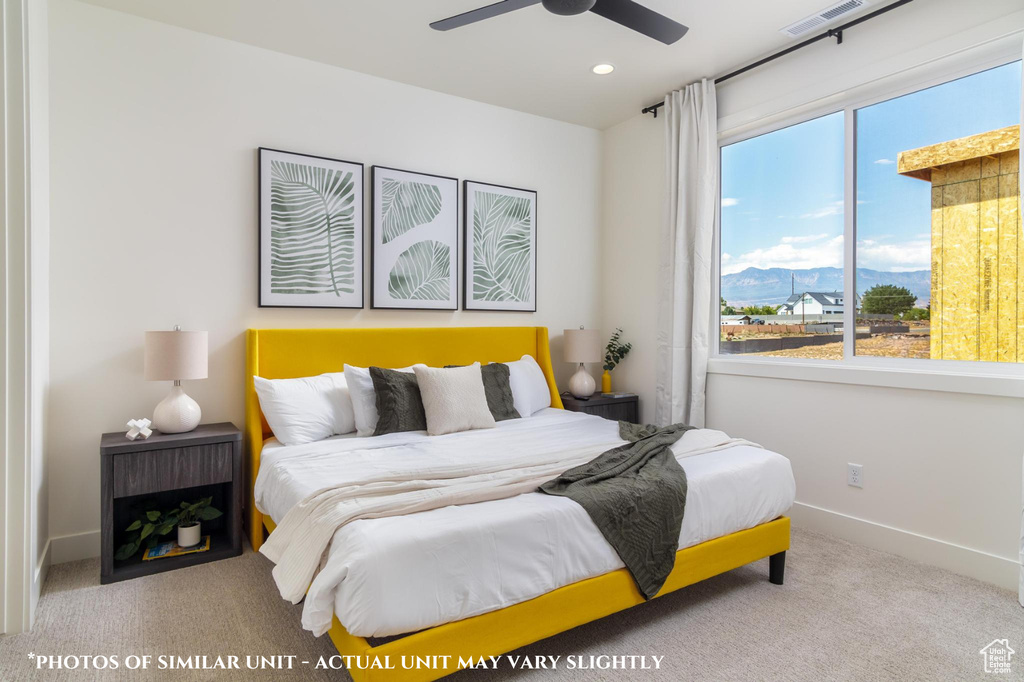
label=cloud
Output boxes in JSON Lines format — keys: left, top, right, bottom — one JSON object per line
{"left": 721, "top": 197, "right": 739, "bottom": 207}
{"left": 721, "top": 235, "right": 844, "bottom": 275}
{"left": 874, "top": 158, "right": 895, "bottom": 165}
{"left": 781, "top": 233, "right": 828, "bottom": 244}
{"left": 800, "top": 201, "right": 843, "bottom": 219}
{"left": 856, "top": 238, "right": 930, "bottom": 272}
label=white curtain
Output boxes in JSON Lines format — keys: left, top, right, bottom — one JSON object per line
{"left": 655, "top": 79, "right": 718, "bottom": 428}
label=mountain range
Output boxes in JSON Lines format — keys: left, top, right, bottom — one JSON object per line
{"left": 721, "top": 267, "right": 930, "bottom": 308}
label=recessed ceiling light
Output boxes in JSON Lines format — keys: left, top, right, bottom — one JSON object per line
{"left": 592, "top": 63, "right": 615, "bottom": 75}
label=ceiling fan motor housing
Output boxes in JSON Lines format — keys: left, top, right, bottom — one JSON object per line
{"left": 542, "top": 0, "right": 597, "bottom": 16}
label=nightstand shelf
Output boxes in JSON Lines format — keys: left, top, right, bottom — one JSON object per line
{"left": 100, "top": 423, "right": 242, "bottom": 584}
{"left": 561, "top": 393, "right": 639, "bottom": 423}
{"left": 106, "top": 529, "right": 237, "bottom": 583}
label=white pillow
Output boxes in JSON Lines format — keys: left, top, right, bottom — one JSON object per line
{"left": 344, "top": 364, "right": 419, "bottom": 437}
{"left": 253, "top": 373, "right": 354, "bottom": 446}
{"left": 501, "top": 355, "right": 552, "bottom": 417}
{"left": 414, "top": 364, "right": 496, "bottom": 436}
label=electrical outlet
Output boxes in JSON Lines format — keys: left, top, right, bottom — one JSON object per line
{"left": 847, "top": 463, "right": 863, "bottom": 488}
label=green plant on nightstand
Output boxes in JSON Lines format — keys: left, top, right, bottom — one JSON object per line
{"left": 602, "top": 328, "right": 632, "bottom": 393}
{"left": 176, "top": 497, "right": 223, "bottom": 548}
{"left": 114, "top": 497, "right": 222, "bottom": 560}
{"left": 115, "top": 507, "right": 177, "bottom": 560}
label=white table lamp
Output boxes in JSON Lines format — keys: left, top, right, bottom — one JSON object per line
{"left": 564, "top": 327, "right": 601, "bottom": 399}
{"left": 145, "top": 326, "right": 208, "bottom": 433}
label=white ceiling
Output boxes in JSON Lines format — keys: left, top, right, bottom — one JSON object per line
{"left": 79, "top": 0, "right": 875, "bottom": 129}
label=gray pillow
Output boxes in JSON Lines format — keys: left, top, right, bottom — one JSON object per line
{"left": 370, "top": 367, "right": 427, "bottom": 436}
{"left": 445, "top": 363, "right": 520, "bottom": 422}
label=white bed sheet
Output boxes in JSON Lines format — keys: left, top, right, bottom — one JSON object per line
{"left": 255, "top": 409, "right": 795, "bottom": 637}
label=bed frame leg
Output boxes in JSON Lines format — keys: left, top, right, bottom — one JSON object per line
{"left": 769, "top": 551, "right": 786, "bottom": 585}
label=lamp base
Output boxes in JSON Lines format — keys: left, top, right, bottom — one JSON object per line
{"left": 568, "top": 364, "right": 596, "bottom": 399}
{"left": 153, "top": 385, "right": 201, "bottom": 433}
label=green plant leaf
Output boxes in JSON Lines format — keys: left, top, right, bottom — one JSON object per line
{"left": 180, "top": 501, "right": 189, "bottom": 509}
{"left": 157, "top": 523, "right": 174, "bottom": 535}
{"left": 199, "top": 507, "right": 223, "bottom": 521}
{"left": 269, "top": 159, "right": 357, "bottom": 296}
{"left": 126, "top": 520, "right": 142, "bottom": 532}
{"left": 146, "top": 510, "right": 161, "bottom": 522}
{"left": 140, "top": 523, "right": 154, "bottom": 539}
{"left": 388, "top": 240, "right": 450, "bottom": 301}
{"left": 471, "top": 190, "right": 532, "bottom": 303}
{"left": 114, "top": 541, "right": 139, "bottom": 561}
{"left": 380, "top": 178, "right": 442, "bottom": 244}
{"left": 146, "top": 536, "right": 158, "bottom": 549}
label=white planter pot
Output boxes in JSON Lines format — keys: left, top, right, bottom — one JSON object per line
{"left": 178, "top": 523, "right": 201, "bottom": 548}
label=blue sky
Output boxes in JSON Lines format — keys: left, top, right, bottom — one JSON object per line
{"left": 721, "top": 60, "right": 1021, "bottom": 277}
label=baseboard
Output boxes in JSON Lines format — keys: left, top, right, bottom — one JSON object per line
{"left": 50, "top": 529, "right": 100, "bottom": 564}
{"left": 790, "top": 502, "right": 1020, "bottom": 592}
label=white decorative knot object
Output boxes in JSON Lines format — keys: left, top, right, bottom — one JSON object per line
{"left": 126, "top": 418, "right": 153, "bottom": 441}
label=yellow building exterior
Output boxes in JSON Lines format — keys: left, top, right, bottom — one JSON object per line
{"left": 898, "top": 125, "right": 1021, "bottom": 362}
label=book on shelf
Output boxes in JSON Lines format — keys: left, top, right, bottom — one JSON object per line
{"left": 142, "top": 536, "right": 211, "bottom": 561}
{"left": 601, "top": 392, "right": 636, "bottom": 399}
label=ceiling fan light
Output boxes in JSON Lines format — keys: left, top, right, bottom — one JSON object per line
{"left": 542, "top": 0, "right": 597, "bottom": 16}
{"left": 592, "top": 63, "right": 615, "bottom": 75}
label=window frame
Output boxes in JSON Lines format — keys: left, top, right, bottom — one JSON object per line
{"left": 710, "top": 47, "right": 1024, "bottom": 399}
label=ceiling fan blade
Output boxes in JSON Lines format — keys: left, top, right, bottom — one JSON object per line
{"left": 588, "top": 0, "right": 688, "bottom": 45}
{"left": 430, "top": 0, "right": 542, "bottom": 31}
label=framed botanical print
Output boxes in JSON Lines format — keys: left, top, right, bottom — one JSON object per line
{"left": 259, "top": 148, "right": 364, "bottom": 308}
{"left": 370, "top": 166, "right": 458, "bottom": 310}
{"left": 463, "top": 180, "right": 537, "bottom": 312}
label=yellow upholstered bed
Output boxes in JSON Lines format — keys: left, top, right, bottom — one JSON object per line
{"left": 245, "top": 326, "right": 789, "bottom": 682}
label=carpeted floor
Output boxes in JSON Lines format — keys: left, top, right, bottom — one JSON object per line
{"left": 1, "top": 527, "right": 1021, "bottom": 681}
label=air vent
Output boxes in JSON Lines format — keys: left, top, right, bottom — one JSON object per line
{"left": 780, "top": 0, "right": 869, "bottom": 38}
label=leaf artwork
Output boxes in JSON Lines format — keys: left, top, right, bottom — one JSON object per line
{"left": 472, "top": 190, "right": 532, "bottom": 302}
{"left": 388, "top": 240, "right": 451, "bottom": 301}
{"left": 269, "top": 160, "right": 356, "bottom": 296}
{"left": 380, "top": 178, "right": 442, "bottom": 243}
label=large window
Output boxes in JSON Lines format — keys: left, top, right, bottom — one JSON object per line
{"left": 719, "top": 59, "right": 1022, "bottom": 367}
{"left": 855, "top": 61, "right": 1022, "bottom": 362}
{"left": 720, "top": 112, "right": 845, "bottom": 359}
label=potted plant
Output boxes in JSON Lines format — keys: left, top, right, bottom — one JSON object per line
{"left": 602, "top": 328, "right": 632, "bottom": 393}
{"left": 114, "top": 507, "right": 177, "bottom": 561}
{"left": 176, "top": 497, "right": 223, "bottom": 548}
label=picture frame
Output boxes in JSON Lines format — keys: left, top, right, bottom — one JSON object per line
{"left": 463, "top": 180, "right": 537, "bottom": 312}
{"left": 259, "top": 147, "right": 364, "bottom": 309}
{"left": 370, "top": 166, "right": 459, "bottom": 310}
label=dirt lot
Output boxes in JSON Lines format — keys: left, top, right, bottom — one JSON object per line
{"left": 749, "top": 334, "right": 930, "bottom": 360}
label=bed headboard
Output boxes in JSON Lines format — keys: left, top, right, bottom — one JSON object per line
{"left": 244, "top": 326, "right": 563, "bottom": 551}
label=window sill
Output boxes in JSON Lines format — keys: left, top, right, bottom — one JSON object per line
{"left": 706, "top": 355, "right": 1024, "bottom": 399}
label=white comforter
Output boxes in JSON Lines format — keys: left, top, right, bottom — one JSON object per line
{"left": 255, "top": 409, "right": 795, "bottom": 637}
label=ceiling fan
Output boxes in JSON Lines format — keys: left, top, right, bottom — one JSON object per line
{"left": 430, "top": 0, "right": 688, "bottom": 45}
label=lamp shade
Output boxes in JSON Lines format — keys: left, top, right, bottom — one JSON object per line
{"left": 144, "top": 330, "right": 208, "bottom": 381}
{"left": 563, "top": 328, "right": 601, "bottom": 363}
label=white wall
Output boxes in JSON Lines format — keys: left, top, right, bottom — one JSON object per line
{"left": 599, "top": 112, "right": 662, "bottom": 422}
{"left": 601, "top": 0, "right": 1024, "bottom": 589}
{"left": 47, "top": 0, "right": 602, "bottom": 559}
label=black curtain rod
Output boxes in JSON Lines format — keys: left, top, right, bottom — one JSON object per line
{"left": 641, "top": 0, "right": 915, "bottom": 118}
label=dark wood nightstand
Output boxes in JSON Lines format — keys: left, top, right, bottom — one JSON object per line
{"left": 100, "top": 422, "right": 242, "bottom": 584}
{"left": 561, "top": 393, "right": 640, "bottom": 423}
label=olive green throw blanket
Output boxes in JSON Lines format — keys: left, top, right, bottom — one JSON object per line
{"left": 539, "top": 422, "right": 694, "bottom": 599}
